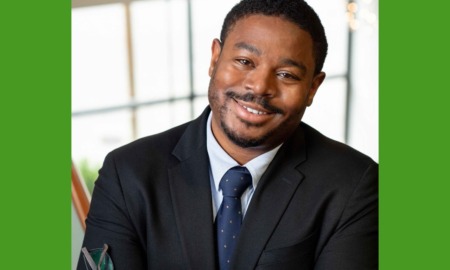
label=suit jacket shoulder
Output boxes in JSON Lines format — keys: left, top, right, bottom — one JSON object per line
{"left": 109, "top": 119, "right": 190, "bottom": 166}
{"left": 302, "top": 121, "right": 376, "bottom": 165}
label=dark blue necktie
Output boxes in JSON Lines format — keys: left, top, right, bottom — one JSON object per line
{"left": 216, "top": 166, "right": 252, "bottom": 270}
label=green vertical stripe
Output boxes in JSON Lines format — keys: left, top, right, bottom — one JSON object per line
{"left": 380, "top": 0, "right": 450, "bottom": 269}
{"left": 0, "top": 0, "right": 71, "bottom": 268}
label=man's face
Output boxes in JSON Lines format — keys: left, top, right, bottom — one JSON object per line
{"left": 208, "top": 15, "right": 325, "bottom": 151}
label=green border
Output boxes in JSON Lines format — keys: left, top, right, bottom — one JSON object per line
{"left": 3, "top": 0, "right": 449, "bottom": 268}
{"left": 0, "top": 0, "right": 71, "bottom": 268}
{"left": 380, "top": 1, "right": 450, "bottom": 269}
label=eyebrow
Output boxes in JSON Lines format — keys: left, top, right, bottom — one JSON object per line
{"left": 234, "top": 42, "right": 261, "bottom": 56}
{"left": 280, "top": 58, "right": 307, "bottom": 74}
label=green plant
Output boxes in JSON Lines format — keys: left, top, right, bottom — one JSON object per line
{"left": 78, "top": 159, "right": 100, "bottom": 194}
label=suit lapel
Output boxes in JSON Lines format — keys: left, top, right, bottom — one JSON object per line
{"left": 168, "top": 108, "right": 308, "bottom": 269}
{"left": 168, "top": 107, "right": 217, "bottom": 269}
{"left": 231, "top": 124, "right": 307, "bottom": 269}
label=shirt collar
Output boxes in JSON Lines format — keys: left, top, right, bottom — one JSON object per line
{"left": 206, "top": 112, "right": 282, "bottom": 192}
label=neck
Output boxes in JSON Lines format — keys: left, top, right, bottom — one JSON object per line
{"left": 220, "top": 142, "right": 266, "bottom": 165}
{"left": 210, "top": 120, "right": 276, "bottom": 165}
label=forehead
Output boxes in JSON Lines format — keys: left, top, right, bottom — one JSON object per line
{"left": 224, "top": 15, "right": 315, "bottom": 66}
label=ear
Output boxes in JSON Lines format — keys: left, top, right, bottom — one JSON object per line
{"left": 306, "top": 72, "right": 326, "bottom": 107}
{"left": 208, "top": 39, "right": 222, "bottom": 77}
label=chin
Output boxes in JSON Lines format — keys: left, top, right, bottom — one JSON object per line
{"left": 222, "top": 122, "right": 272, "bottom": 148}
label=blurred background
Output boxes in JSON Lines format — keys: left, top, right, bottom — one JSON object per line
{"left": 71, "top": 0, "right": 378, "bottom": 268}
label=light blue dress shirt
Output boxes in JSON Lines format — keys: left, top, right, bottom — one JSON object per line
{"left": 206, "top": 112, "right": 282, "bottom": 220}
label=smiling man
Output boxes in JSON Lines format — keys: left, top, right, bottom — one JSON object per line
{"left": 208, "top": 14, "right": 325, "bottom": 165}
{"left": 78, "top": 1, "right": 378, "bottom": 269}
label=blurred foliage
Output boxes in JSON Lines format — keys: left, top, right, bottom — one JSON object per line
{"left": 78, "top": 159, "right": 100, "bottom": 194}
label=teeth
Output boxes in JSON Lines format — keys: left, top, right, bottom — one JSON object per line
{"left": 243, "top": 105, "right": 267, "bottom": 115}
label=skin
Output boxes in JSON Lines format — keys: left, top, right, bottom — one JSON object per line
{"left": 208, "top": 15, "right": 326, "bottom": 165}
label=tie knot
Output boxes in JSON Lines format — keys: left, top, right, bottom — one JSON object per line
{"left": 219, "top": 166, "right": 252, "bottom": 197}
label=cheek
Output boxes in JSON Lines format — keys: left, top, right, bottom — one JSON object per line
{"left": 213, "top": 64, "right": 244, "bottom": 88}
{"left": 278, "top": 89, "right": 309, "bottom": 113}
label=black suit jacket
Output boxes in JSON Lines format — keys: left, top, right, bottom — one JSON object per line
{"left": 78, "top": 107, "right": 378, "bottom": 270}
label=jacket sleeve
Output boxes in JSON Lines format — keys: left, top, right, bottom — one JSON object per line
{"left": 77, "top": 152, "right": 146, "bottom": 270}
{"left": 314, "top": 163, "right": 378, "bottom": 270}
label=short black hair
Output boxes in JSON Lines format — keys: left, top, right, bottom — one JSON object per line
{"left": 220, "top": 0, "right": 328, "bottom": 75}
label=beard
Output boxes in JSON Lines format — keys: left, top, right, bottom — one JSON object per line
{"left": 220, "top": 107, "right": 273, "bottom": 148}
{"left": 208, "top": 79, "right": 285, "bottom": 148}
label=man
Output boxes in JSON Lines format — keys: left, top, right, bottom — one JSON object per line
{"left": 78, "top": 0, "right": 378, "bottom": 269}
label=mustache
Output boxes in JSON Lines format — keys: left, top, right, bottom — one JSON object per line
{"left": 225, "top": 90, "right": 284, "bottom": 114}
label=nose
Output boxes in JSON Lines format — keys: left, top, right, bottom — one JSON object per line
{"left": 243, "top": 67, "right": 275, "bottom": 97}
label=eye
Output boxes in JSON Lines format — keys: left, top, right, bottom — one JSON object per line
{"left": 236, "top": 58, "right": 253, "bottom": 66}
{"left": 277, "top": 72, "right": 300, "bottom": 81}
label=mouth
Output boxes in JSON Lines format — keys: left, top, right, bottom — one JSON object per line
{"left": 232, "top": 98, "right": 277, "bottom": 125}
{"left": 233, "top": 98, "right": 274, "bottom": 115}
{"left": 225, "top": 91, "right": 283, "bottom": 115}
{"left": 240, "top": 103, "right": 269, "bottom": 115}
